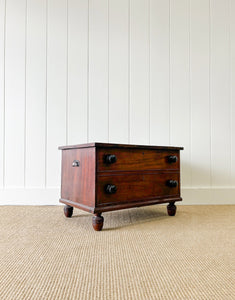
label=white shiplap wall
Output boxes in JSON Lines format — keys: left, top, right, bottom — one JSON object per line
{"left": 0, "top": 0, "right": 235, "bottom": 205}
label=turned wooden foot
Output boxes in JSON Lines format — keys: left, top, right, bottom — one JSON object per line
{"left": 64, "top": 205, "right": 73, "bottom": 218}
{"left": 92, "top": 213, "right": 104, "bottom": 231}
{"left": 167, "top": 202, "right": 177, "bottom": 216}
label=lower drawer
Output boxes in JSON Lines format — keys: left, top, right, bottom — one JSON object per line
{"left": 96, "top": 172, "right": 180, "bottom": 205}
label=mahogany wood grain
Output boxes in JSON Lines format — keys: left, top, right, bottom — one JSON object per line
{"left": 93, "top": 197, "right": 182, "bottom": 213}
{"left": 63, "top": 205, "right": 73, "bottom": 218}
{"left": 59, "top": 142, "right": 183, "bottom": 151}
{"left": 96, "top": 172, "right": 180, "bottom": 205}
{"left": 60, "top": 147, "right": 95, "bottom": 210}
{"left": 97, "top": 148, "right": 179, "bottom": 172}
{"left": 92, "top": 213, "right": 104, "bottom": 231}
{"left": 59, "top": 143, "right": 183, "bottom": 230}
{"left": 167, "top": 202, "right": 177, "bottom": 216}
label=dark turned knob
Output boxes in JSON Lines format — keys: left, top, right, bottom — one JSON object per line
{"left": 105, "top": 184, "right": 117, "bottom": 194}
{"left": 166, "top": 180, "right": 178, "bottom": 188}
{"left": 168, "top": 155, "right": 178, "bottom": 163}
{"left": 105, "top": 154, "right": 117, "bottom": 164}
{"left": 72, "top": 160, "right": 80, "bottom": 167}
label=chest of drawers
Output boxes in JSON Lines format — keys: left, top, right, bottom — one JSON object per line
{"left": 59, "top": 142, "right": 183, "bottom": 231}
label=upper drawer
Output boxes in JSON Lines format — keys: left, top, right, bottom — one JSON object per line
{"left": 97, "top": 148, "right": 180, "bottom": 172}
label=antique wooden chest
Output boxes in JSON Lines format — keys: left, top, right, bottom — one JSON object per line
{"left": 59, "top": 142, "right": 183, "bottom": 231}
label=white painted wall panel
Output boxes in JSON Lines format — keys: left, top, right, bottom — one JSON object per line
{"left": 190, "top": 0, "right": 211, "bottom": 187}
{"left": 67, "top": 0, "right": 88, "bottom": 145}
{"left": 210, "top": 0, "right": 231, "bottom": 186}
{"left": 88, "top": 0, "right": 109, "bottom": 142}
{"left": 130, "top": 0, "right": 150, "bottom": 145}
{"left": 0, "top": 0, "right": 235, "bottom": 204}
{"left": 0, "top": 0, "right": 5, "bottom": 188}
{"left": 46, "top": 0, "right": 67, "bottom": 187}
{"left": 109, "top": 0, "right": 129, "bottom": 143}
{"left": 150, "top": 0, "right": 170, "bottom": 146}
{"left": 230, "top": 0, "right": 235, "bottom": 186}
{"left": 170, "top": 0, "right": 191, "bottom": 187}
{"left": 4, "top": 0, "right": 26, "bottom": 187}
{"left": 25, "top": 0, "right": 47, "bottom": 187}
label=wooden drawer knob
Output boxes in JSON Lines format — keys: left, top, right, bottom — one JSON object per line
{"left": 168, "top": 155, "right": 178, "bottom": 163}
{"left": 166, "top": 180, "right": 178, "bottom": 188}
{"left": 105, "top": 154, "right": 117, "bottom": 164}
{"left": 105, "top": 184, "right": 117, "bottom": 194}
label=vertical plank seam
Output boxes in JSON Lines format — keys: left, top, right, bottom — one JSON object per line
{"left": 66, "top": 0, "right": 69, "bottom": 144}
{"left": 209, "top": 0, "right": 212, "bottom": 187}
{"left": 228, "top": 0, "right": 232, "bottom": 184}
{"left": 189, "top": 0, "right": 192, "bottom": 187}
{"left": 107, "top": 0, "right": 109, "bottom": 142}
{"left": 3, "top": 0, "right": 6, "bottom": 188}
{"left": 45, "top": 0, "right": 48, "bottom": 188}
{"left": 229, "top": 0, "right": 235, "bottom": 185}
{"left": 87, "top": 0, "right": 90, "bottom": 143}
{"left": 128, "top": 0, "right": 131, "bottom": 143}
{"left": 169, "top": 0, "right": 171, "bottom": 145}
{"left": 148, "top": 0, "right": 151, "bottom": 145}
{"left": 24, "top": 0, "right": 28, "bottom": 187}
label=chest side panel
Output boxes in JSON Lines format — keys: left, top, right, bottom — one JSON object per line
{"left": 61, "top": 147, "right": 95, "bottom": 208}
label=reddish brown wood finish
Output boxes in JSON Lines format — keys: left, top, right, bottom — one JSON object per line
{"left": 59, "top": 142, "right": 183, "bottom": 231}
{"left": 61, "top": 147, "right": 96, "bottom": 212}
{"left": 59, "top": 142, "right": 183, "bottom": 151}
{"left": 93, "top": 196, "right": 182, "bottom": 213}
{"left": 97, "top": 148, "right": 179, "bottom": 172}
{"left": 63, "top": 205, "right": 73, "bottom": 218}
{"left": 167, "top": 202, "right": 177, "bottom": 216}
{"left": 92, "top": 213, "right": 104, "bottom": 231}
{"left": 96, "top": 172, "right": 180, "bottom": 205}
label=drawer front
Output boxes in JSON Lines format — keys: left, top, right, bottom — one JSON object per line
{"left": 97, "top": 172, "right": 180, "bottom": 205}
{"left": 97, "top": 148, "right": 179, "bottom": 172}
{"left": 61, "top": 148, "right": 95, "bottom": 207}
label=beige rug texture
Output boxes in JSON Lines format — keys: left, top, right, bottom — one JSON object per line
{"left": 0, "top": 205, "right": 234, "bottom": 300}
